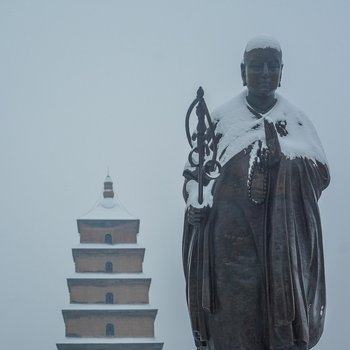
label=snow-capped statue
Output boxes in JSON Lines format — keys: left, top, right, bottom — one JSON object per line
{"left": 182, "top": 35, "right": 330, "bottom": 350}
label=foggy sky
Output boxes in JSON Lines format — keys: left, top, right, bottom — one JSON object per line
{"left": 0, "top": 1, "right": 349, "bottom": 349}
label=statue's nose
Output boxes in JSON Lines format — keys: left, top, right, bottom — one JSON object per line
{"left": 262, "top": 63, "right": 269, "bottom": 76}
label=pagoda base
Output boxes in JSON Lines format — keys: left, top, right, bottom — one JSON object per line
{"left": 57, "top": 343, "right": 163, "bottom": 350}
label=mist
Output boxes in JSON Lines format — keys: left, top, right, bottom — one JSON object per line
{"left": 0, "top": 1, "right": 349, "bottom": 349}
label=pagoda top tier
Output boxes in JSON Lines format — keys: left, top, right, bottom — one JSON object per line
{"left": 79, "top": 175, "right": 137, "bottom": 221}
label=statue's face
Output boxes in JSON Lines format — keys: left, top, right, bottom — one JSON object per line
{"left": 241, "top": 48, "right": 283, "bottom": 97}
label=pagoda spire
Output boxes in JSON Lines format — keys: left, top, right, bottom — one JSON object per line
{"left": 103, "top": 173, "right": 114, "bottom": 198}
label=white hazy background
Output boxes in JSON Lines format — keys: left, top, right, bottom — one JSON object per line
{"left": 0, "top": 1, "right": 349, "bottom": 349}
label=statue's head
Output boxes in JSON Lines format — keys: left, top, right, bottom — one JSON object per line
{"left": 241, "top": 36, "right": 283, "bottom": 98}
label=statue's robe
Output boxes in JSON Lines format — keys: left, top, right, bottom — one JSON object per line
{"left": 183, "top": 92, "right": 330, "bottom": 350}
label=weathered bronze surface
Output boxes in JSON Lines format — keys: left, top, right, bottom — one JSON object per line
{"left": 182, "top": 40, "right": 330, "bottom": 350}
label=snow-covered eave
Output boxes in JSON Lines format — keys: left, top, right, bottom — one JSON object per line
{"left": 72, "top": 243, "right": 142, "bottom": 249}
{"left": 56, "top": 339, "right": 164, "bottom": 350}
{"left": 72, "top": 248, "right": 145, "bottom": 260}
{"left": 77, "top": 218, "right": 140, "bottom": 224}
{"left": 72, "top": 247, "right": 144, "bottom": 253}
{"left": 57, "top": 337, "right": 163, "bottom": 344}
{"left": 66, "top": 277, "right": 151, "bottom": 293}
{"left": 62, "top": 304, "right": 158, "bottom": 310}
{"left": 68, "top": 272, "right": 150, "bottom": 279}
{"left": 67, "top": 277, "right": 151, "bottom": 284}
{"left": 62, "top": 308, "right": 158, "bottom": 319}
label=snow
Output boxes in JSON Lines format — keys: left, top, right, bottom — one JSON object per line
{"left": 212, "top": 91, "right": 327, "bottom": 165}
{"left": 100, "top": 198, "right": 116, "bottom": 209}
{"left": 185, "top": 180, "right": 214, "bottom": 209}
{"left": 245, "top": 35, "right": 281, "bottom": 53}
{"left": 79, "top": 195, "right": 137, "bottom": 221}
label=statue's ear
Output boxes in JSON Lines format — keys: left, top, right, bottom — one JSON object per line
{"left": 241, "top": 63, "right": 247, "bottom": 86}
{"left": 278, "top": 64, "right": 284, "bottom": 87}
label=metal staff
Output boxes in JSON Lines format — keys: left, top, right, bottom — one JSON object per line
{"left": 184, "top": 87, "right": 222, "bottom": 348}
{"left": 185, "top": 87, "right": 221, "bottom": 205}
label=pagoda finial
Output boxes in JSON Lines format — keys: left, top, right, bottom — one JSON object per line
{"left": 103, "top": 173, "right": 114, "bottom": 198}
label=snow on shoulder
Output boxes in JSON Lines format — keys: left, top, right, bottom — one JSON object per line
{"left": 245, "top": 35, "right": 282, "bottom": 53}
{"left": 212, "top": 91, "right": 328, "bottom": 165}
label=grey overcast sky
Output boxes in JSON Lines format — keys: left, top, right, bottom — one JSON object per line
{"left": 0, "top": 1, "right": 349, "bottom": 349}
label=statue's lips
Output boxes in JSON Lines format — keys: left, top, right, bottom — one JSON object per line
{"left": 258, "top": 81, "right": 271, "bottom": 88}
{"left": 257, "top": 82, "right": 272, "bottom": 92}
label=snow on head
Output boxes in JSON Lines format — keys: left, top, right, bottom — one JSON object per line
{"left": 245, "top": 35, "right": 282, "bottom": 53}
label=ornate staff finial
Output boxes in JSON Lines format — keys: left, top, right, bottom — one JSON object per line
{"left": 185, "top": 87, "right": 221, "bottom": 205}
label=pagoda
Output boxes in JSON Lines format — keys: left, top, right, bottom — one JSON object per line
{"left": 57, "top": 175, "right": 163, "bottom": 350}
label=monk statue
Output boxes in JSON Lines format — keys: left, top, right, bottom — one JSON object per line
{"left": 182, "top": 36, "right": 330, "bottom": 350}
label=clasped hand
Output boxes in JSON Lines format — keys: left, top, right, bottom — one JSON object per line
{"left": 264, "top": 119, "right": 282, "bottom": 166}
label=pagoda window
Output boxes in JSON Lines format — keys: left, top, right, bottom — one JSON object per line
{"left": 106, "top": 292, "right": 114, "bottom": 304}
{"left": 105, "top": 261, "right": 113, "bottom": 273}
{"left": 105, "top": 234, "right": 112, "bottom": 244}
{"left": 106, "top": 323, "right": 115, "bottom": 336}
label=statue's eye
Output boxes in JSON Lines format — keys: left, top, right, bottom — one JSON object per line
{"left": 249, "top": 64, "right": 262, "bottom": 72}
{"left": 249, "top": 62, "right": 280, "bottom": 73}
{"left": 268, "top": 63, "right": 281, "bottom": 72}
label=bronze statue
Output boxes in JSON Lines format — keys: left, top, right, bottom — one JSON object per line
{"left": 182, "top": 36, "right": 330, "bottom": 350}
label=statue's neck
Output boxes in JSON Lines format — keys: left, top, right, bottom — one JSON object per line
{"left": 246, "top": 92, "right": 277, "bottom": 114}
